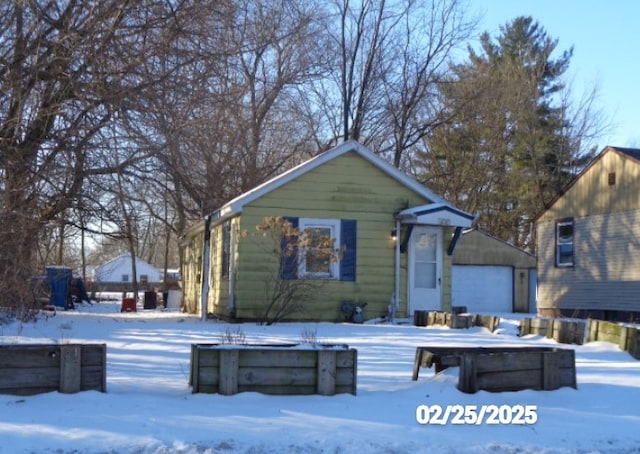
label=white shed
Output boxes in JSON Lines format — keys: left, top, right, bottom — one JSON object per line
{"left": 93, "top": 253, "right": 162, "bottom": 285}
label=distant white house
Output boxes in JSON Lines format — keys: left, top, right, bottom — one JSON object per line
{"left": 93, "top": 253, "right": 162, "bottom": 285}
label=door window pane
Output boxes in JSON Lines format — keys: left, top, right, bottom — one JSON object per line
{"left": 415, "top": 263, "right": 436, "bottom": 288}
{"left": 415, "top": 233, "right": 436, "bottom": 261}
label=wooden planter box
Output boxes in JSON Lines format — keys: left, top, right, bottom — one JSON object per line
{"left": 190, "top": 343, "right": 357, "bottom": 396}
{"left": 587, "top": 319, "right": 640, "bottom": 359}
{"left": 0, "top": 344, "right": 106, "bottom": 396}
{"left": 413, "top": 311, "right": 500, "bottom": 332}
{"left": 412, "top": 346, "right": 576, "bottom": 393}
{"left": 520, "top": 318, "right": 586, "bottom": 345}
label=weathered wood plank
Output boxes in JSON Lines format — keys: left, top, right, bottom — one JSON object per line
{"left": 0, "top": 367, "right": 59, "bottom": 389}
{"left": 195, "top": 349, "right": 219, "bottom": 367}
{"left": 629, "top": 329, "right": 640, "bottom": 359}
{"left": 317, "top": 350, "right": 337, "bottom": 395}
{"left": 237, "top": 367, "right": 316, "bottom": 386}
{"left": 451, "top": 314, "right": 472, "bottom": 329}
{"left": 477, "top": 370, "right": 543, "bottom": 391}
{"left": 218, "top": 350, "right": 239, "bottom": 396}
{"left": 542, "top": 351, "right": 560, "bottom": 390}
{"left": 474, "top": 351, "right": 574, "bottom": 373}
{"left": 80, "top": 345, "right": 107, "bottom": 366}
{"left": 336, "top": 350, "right": 356, "bottom": 368}
{"left": 237, "top": 385, "right": 317, "bottom": 395}
{"left": 335, "top": 368, "right": 355, "bottom": 387}
{"left": 458, "top": 354, "right": 477, "bottom": 393}
{"left": 197, "top": 366, "right": 220, "bottom": 387}
{"left": 0, "top": 346, "right": 60, "bottom": 368}
{"left": 80, "top": 366, "right": 107, "bottom": 391}
{"left": 189, "top": 345, "right": 198, "bottom": 388}
{"left": 476, "top": 368, "right": 576, "bottom": 392}
{"left": 475, "top": 315, "right": 500, "bottom": 332}
{"left": 238, "top": 350, "right": 317, "bottom": 368}
{"left": 60, "top": 345, "right": 82, "bottom": 394}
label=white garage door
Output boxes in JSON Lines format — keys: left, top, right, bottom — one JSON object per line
{"left": 452, "top": 265, "right": 513, "bottom": 313}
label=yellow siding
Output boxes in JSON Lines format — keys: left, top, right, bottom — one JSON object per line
{"left": 182, "top": 229, "right": 204, "bottom": 313}
{"left": 233, "top": 151, "right": 436, "bottom": 321}
{"left": 538, "top": 149, "right": 640, "bottom": 222}
{"left": 207, "top": 218, "right": 238, "bottom": 317}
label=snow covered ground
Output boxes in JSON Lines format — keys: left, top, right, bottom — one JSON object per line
{"left": 1, "top": 298, "right": 639, "bottom": 454}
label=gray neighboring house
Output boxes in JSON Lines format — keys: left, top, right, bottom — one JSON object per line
{"left": 534, "top": 145, "right": 640, "bottom": 322}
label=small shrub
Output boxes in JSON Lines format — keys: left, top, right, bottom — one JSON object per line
{"left": 219, "top": 326, "right": 247, "bottom": 345}
{"left": 299, "top": 327, "right": 319, "bottom": 345}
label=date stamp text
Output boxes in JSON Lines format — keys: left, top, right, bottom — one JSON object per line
{"left": 415, "top": 404, "right": 538, "bottom": 425}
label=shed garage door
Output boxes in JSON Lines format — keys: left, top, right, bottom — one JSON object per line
{"left": 452, "top": 265, "right": 513, "bottom": 313}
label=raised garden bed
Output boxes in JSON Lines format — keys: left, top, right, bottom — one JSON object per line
{"left": 413, "top": 310, "right": 500, "bottom": 332}
{"left": 587, "top": 319, "right": 640, "bottom": 359}
{"left": 190, "top": 343, "right": 357, "bottom": 396}
{"left": 412, "top": 346, "right": 576, "bottom": 393}
{"left": 0, "top": 344, "right": 106, "bottom": 396}
{"left": 519, "top": 318, "right": 586, "bottom": 345}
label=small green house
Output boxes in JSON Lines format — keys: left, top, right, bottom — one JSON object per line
{"left": 181, "top": 141, "right": 475, "bottom": 322}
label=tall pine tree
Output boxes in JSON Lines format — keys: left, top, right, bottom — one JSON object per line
{"left": 420, "top": 16, "right": 594, "bottom": 250}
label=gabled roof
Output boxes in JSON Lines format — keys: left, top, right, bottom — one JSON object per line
{"left": 96, "top": 253, "right": 155, "bottom": 270}
{"left": 208, "top": 140, "right": 451, "bottom": 224}
{"left": 613, "top": 146, "right": 640, "bottom": 162}
{"left": 397, "top": 203, "right": 475, "bottom": 228}
{"left": 532, "top": 145, "right": 640, "bottom": 222}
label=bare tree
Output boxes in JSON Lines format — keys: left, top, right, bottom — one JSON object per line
{"left": 307, "top": 0, "right": 475, "bottom": 166}
{"left": 0, "top": 1, "right": 187, "bottom": 319}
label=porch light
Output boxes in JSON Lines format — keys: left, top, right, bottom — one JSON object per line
{"left": 391, "top": 228, "right": 398, "bottom": 241}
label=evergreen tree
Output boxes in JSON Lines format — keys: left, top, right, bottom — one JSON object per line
{"left": 420, "top": 17, "right": 595, "bottom": 250}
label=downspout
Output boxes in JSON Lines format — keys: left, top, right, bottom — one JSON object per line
{"left": 393, "top": 218, "right": 401, "bottom": 318}
{"left": 228, "top": 220, "right": 237, "bottom": 317}
{"left": 200, "top": 215, "right": 212, "bottom": 321}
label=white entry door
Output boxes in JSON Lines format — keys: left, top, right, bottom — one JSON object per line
{"left": 408, "top": 226, "right": 442, "bottom": 314}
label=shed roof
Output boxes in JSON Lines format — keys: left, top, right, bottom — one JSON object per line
{"left": 452, "top": 228, "right": 536, "bottom": 267}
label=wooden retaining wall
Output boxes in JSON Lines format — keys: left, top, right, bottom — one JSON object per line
{"left": 459, "top": 348, "right": 576, "bottom": 393}
{"left": 414, "top": 311, "right": 500, "bottom": 332}
{"left": 0, "top": 344, "right": 106, "bottom": 395}
{"left": 412, "top": 346, "right": 576, "bottom": 393}
{"left": 587, "top": 319, "right": 640, "bottom": 359}
{"left": 191, "top": 344, "right": 357, "bottom": 396}
{"left": 519, "top": 318, "right": 586, "bottom": 345}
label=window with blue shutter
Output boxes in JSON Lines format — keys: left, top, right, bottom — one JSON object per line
{"left": 280, "top": 217, "right": 299, "bottom": 280}
{"left": 340, "top": 219, "right": 357, "bottom": 281}
{"left": 280, "top": 217, "right": 357, "bottom": 281}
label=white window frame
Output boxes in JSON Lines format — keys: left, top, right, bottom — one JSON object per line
{"left": 298, "top": 218, "right": 340, "bottom": 279}
{"left": 556, "top": 219, "right": 574, "bottom": 267}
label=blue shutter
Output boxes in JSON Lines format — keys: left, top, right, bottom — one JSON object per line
{"left": 340, "top": 219, "right": 357, "bottom": 282}
{"left": 280, "top": 217, "right": 299, "bottom": 280}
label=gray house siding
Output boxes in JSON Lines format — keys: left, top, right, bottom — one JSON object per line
{"left": 537, "top": 209, "right": 640, "bottom": 317}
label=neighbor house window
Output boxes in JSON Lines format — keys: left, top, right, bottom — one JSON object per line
{"left": 556, "top": 219, "right": 574, "bottom": 267}
{"left": 121, "top": 274, "right": 129, "bottom": 282}
{"left": 221, "top": 220, "right": 231, "bottom": 279}
{"left": 299, "top": 218, "right": 340, "bottom": 278}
